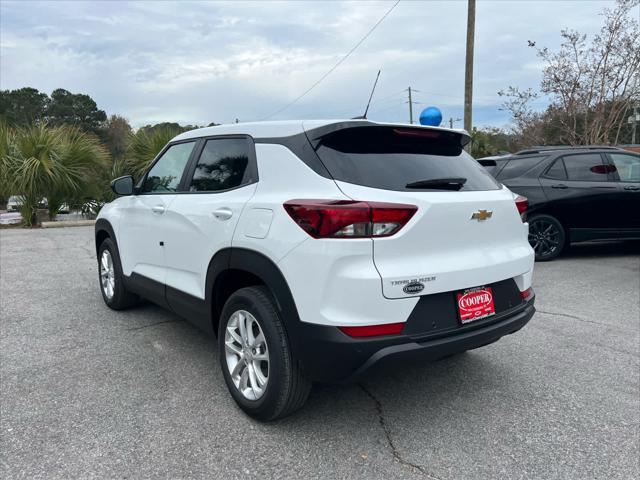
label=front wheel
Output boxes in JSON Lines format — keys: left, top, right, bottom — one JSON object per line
{"left": 528, "top": 214, "right": 566, "bottom": 261}
{"left": 219, "top": 286, "right": 311, "bottom": 421}
{"left": 98, "top": 238, "right": 138, "bottom": 309}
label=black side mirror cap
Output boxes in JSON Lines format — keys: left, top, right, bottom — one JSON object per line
{"left": 111, "top": 175, "right": 134, "bottom": 196}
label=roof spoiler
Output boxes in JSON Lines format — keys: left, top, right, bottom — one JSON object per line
{"left": 304, "top": 121, "right": 471, "bottom": 148}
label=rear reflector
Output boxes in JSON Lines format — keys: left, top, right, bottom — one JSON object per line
{"left": 338, "top": 322, "right": 405, "bottom": 338}
{"left": 284, "top": 200, "right": 417, "bottom": 239}
{"left": 515, "top": 195, "right": 528, "bottom": 221}
{"left": 520, "top": 287, "right": 534, "bottom": 301}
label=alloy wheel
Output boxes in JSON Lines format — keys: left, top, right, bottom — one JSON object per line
{"left": 100, "top": 250, "right": 115, "bottom": 299}
{"left": 224, "top": 310, "right": 270, "bottom": 401}
{"left": 528, "top": 220, "right": 561, "bottom": 258}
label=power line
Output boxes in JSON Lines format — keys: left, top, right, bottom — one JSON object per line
{"left": 261, "top": 0, "right": 401, "bottom": 120}
{"left": 370, "top": 88, "right": 407, "bottom": 104}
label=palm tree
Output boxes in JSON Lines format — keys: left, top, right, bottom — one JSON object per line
{"left": 125, "top": 125, "right": 183, "bottom": 180}
{"left": 46, "top": 127, "right": 109, "bottom": 219}
{"left": 0, "top": 121, "right": 16, "bottom": 207}
{"left": 3, "top": 123, "right": 108, "bottom": 225}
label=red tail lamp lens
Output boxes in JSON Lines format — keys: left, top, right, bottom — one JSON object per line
{"left": 338, "top": 322, "right": 405, "bottom": 338}
{"left": 515, "top": 195, "right": 528, "bottom": 214}
{"left": 520, "top": 287, "right": 534, "bottom": 301}
{"left": 283, "top": 200, "right": 417, "bottom": 238}
{"left": 515, "top": 195, "right": 528, "bottom": 221}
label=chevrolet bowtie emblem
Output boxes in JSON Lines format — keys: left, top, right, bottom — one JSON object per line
{"left": 471, "top": 210, "right": 493, "bottom": 221}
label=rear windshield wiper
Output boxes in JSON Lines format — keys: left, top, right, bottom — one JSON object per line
{"left": 405, "top": 177, "right": 467, "bottom": 190}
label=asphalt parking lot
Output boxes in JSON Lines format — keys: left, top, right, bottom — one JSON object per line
{"left": 1, "top": 226, "right": 638, "bottom": 479}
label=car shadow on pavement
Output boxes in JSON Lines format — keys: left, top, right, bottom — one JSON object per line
{"left": 560, "top": 239, "right": 640, "bottom": 259}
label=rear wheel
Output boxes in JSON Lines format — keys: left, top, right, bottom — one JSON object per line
{"left": 528, "top": 214, "right": 566, "bottom": 261}
{"left": 219, "top": 286, "right": 311, "bottom": 421}
{"left": 98, "top": 238, "right": 138, "bottom": 309}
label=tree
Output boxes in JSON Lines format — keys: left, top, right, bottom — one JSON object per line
{"left": 0, "top": 121, "right": 16, "bottom": 207}
{"left": 47, "top": 88, "right": 107, "bottom": 132}
{"left": 0, "top": 88, "right": 50, "bottom": 126}
{"left": 470, "top": 127, "right": 515, "bottom": 158}
{"left": 99, "top": 115, "right": 132, "bottom": 160}
{"left": 500, "top": 0, "right": 640, "bottom": 146}
{"left": 3, "top": 124, "right": 108, "bottom": 225}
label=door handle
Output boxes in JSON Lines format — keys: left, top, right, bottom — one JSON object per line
{"left": 551, "top": 184, "right": 568, "bottom": 189}
{"left": 624, "top": 185, "right": 640, "bottom": 191}
{"left": 212, "top": 207, "right": 233, "bottom": 220}
{"left": 151, "top": 205, "right": 166, "bottom": 214}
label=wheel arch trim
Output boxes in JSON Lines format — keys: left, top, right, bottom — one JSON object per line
{"left": 205, "top": 248, "right": 304, "bottom": 353}
{"left": 95, "top": 218, "right": 118, "bottom": 254}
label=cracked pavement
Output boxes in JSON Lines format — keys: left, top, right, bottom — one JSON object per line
{"left": 1, "top": 227, "right": 639, "bottom": 479}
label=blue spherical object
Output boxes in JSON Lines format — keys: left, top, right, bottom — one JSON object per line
{"left": 419, "top": 106, "right": 442, "bottom": 126}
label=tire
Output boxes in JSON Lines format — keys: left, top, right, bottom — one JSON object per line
{"left": 97, "top": 238, "right": 138, "bottom": 310}
{"left": 528, "top": 214, "right": 566, "bottom": 261}
{"left": 218, "top": 286, "right": 311, "bottom": 421}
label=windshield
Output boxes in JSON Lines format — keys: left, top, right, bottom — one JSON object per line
{"left": 314, "top": 126, "right": 500, "bottom": 192}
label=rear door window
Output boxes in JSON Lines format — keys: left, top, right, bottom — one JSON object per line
{"left": 561, "top": 153, "right": 608, "bottom": 182}
{"left": 314, "top": 126, "right": 500, "bottom": 191}
{"left": 496, "top": 156, "right": 547, "bottom": 180}
{"left": 188, "top": 138, "right": 256, "bottom": 192}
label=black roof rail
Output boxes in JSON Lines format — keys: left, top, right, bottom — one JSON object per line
{"left": 514, "top": 145, "right": 622, "bottom": 155}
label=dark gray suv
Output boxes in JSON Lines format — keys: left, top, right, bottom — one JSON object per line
{"left": 479, "top": 146, "right": 640, "bottom": 260}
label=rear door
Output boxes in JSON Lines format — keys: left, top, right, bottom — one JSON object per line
{"left": 606, "top": 151, "right": 640, "bottom": 230}
{"left": 539, "top": 153, "right": 618, "bottom": 229}
{"left": 162, "top": 136, "right": 258, "bottom": 300}
{"left": 310, "top": 125, "right": 533, "bottom": 299}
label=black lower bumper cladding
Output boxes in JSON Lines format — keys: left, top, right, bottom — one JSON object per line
{"left": 295, "top": 281, "right": 535, "bottom": 383}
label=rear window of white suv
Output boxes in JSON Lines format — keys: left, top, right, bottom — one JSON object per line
{"left": 314, "top": 126, "right": 500, "bottom": 192}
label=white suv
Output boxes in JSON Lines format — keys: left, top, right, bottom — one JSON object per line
{"left": 95, "top": 120, "right": 535, "bottom": 420}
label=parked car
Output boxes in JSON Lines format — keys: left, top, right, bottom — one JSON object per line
{"left": 6, "top": 196, "right": 48, "bottom": 211}
{"left": 478, "top": 146, "right": 640, "bottom": 260}
{"left": 6, "top": 196, "right": 23, "bottom": 212}
{"left": 95, "top": 120, "right": 536, "bottom": 420}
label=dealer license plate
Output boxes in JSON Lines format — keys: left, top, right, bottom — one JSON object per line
{"left": 456, "top": 286, "right": 496, "bottom": 324}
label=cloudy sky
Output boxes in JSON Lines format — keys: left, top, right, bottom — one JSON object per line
{"left": 1, "top": 0, "right": 632, "bottom": 128}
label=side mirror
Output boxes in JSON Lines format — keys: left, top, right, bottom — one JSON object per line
{"left": 111, "top": 175, "right": 134, "bottom": 196}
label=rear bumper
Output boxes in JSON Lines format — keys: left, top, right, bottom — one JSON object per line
{"left": 294, "top": 299, "right": 535, "bottom": 383}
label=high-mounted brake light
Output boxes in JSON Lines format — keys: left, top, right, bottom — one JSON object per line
{"left": 338, "top": 322, "right": 405, "bottom": 338}
{"left": 392, "top": 128, "right": 442, "bottom": 139}
{"left": 283, "top": 200, "right": 417, "bottom": 239}
{"left": 515, "top": 195, "right": 528, "bottom": 221}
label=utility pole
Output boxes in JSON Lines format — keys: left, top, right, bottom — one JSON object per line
{"left": 406, "top": 87, "right": 420, "bottom": 124}
{"left": 408, "top": 86, "right": 414, "bottom": 124}
{"left": 464, "top": 0, "right": 476, "bottom": 136}
{"left": 449, "top": 117, "right": 462, "bottom": 129}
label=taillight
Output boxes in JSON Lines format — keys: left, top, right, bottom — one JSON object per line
{"left": 515, "top": 195, "right": 528, "bottom": 221}
{"left": 338, "top": 322, "right": 405, "bottom": 338}
{"left": 520, "top": 287, "right": 534, "bottom": 301}
{"left": 283, "top": 200, "right": 417, "bottom": 239}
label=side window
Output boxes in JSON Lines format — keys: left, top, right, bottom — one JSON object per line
{"left": 545, "top": 158, "right": 567, "bottom": 180}
{"left": 608, "top": 153, "right": 640, "bottom": 182}
{"left": 143, "top": 142, "right": 195, "bottom": 193}
{"left": 562, "top": 154, "right": 608, "bottom": 182}
{"left": 189, "top": 138, "right": 253, "bottom": 192}
{"left": 496, "top": 155, "right": 546, "bottom": 180}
